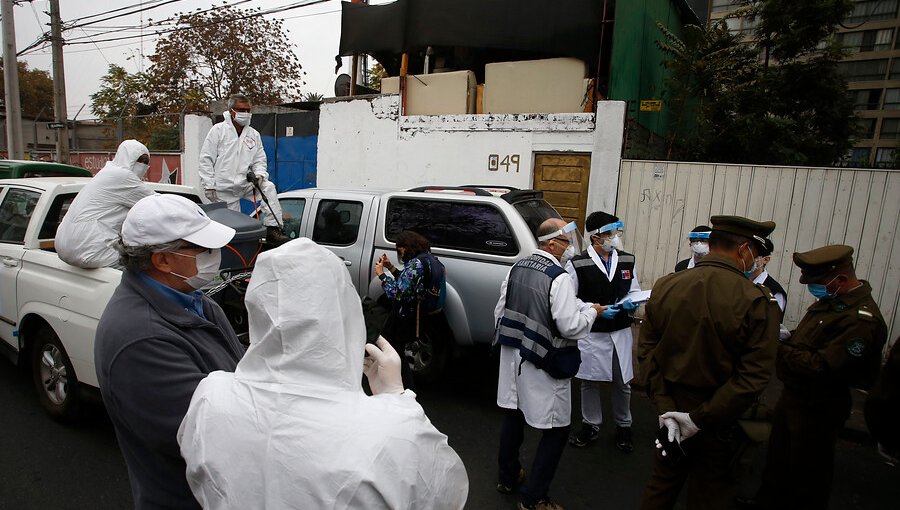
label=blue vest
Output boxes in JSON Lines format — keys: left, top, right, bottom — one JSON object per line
{"left": 496, "top": 253, "right": 581, "bottom": 379}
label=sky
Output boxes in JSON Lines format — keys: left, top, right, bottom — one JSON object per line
{"left": 7, "top": 0, "right": 380, "bottom": 118}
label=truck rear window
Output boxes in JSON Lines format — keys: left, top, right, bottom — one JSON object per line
{"left": 385, "top": 198, "right": 518, "bottom": 256}
{"left": 512, "top": 199, "right": 563, "bottom": 239}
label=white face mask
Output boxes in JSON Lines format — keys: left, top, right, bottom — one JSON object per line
{"left": 234, "top": 111, "right": 252, "bottom": 127}
{"left": 171, "top": 249, "right": 222, "bottom": 290}
{"left": 560, "top": 244, "right": 576, "bottom": 265}
{"left": 691, "top": 241, "right": 709, "bottom": 257}
{"left": 131, "top": 162, "right": 150, "bottom": 179}
{"left": 612, "top": 236, "right": 623, "bottom": 251}
{"left": 598, "top": 235, "right": 617, "bottom": 253}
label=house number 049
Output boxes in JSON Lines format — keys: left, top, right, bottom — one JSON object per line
{"left": 488, "top": 154, "right": 520, "bottom": 172}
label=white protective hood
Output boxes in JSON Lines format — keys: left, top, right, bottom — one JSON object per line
{"left": 55, "top": 140, "right": 154, "bottom": 268}
{"left": 178, "top": 238, "right": 469, "bottom": 510}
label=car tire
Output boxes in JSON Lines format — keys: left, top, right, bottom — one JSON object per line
{"left": 405, "top": 319, "right": 451, "bottom": 385}
{"left": 31, "top": 325, "right": 81, "bottom": 422}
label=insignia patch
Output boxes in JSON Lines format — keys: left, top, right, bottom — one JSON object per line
{"left": 621, "top": 270, "right": 631, "bottom": 279}
{"left": 244, "top": 138, "right": 256, "bottom": 150}
{"left": 847, "top": 339, "right": 866, "bottom": 357}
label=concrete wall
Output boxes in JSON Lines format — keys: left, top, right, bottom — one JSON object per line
{"left": 316, "top": 94, "right": 626, "bottom": 215}
{"left": 183, "top": 115, "right": 213, "bottom": 191}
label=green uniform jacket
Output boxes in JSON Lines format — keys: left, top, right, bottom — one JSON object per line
{"left": 777, "top": 281, "right": 887, "bottom": 404}
{"left": 637, "top": 254, "right": 781, "bottom": 430}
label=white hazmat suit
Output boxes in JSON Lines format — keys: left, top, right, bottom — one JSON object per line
{"left": 198, "top": 112, "right": 283, "bottom": 227}
{"left": 178, "top": 238, "right": 469, "bottom": 510}
{"left": 55, "top": 139, "right": 155, "bottom": 268}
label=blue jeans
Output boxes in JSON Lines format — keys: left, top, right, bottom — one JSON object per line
{"left": 498, "top": 408, "right": 570, "bottom": 505}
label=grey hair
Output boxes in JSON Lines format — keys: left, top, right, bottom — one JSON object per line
{"left": 115, "top": 239, "right": 183, "bottom": 272}
{"left": 227, "top": 93, "right": 251, "bottom": 109}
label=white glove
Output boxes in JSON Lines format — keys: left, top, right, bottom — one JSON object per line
{"left": 660, "top": 415, "right": 681, "bottom": 444}
{"left": 779, "top": 324, "right": 791, "bottom": 341}
{"left": 660, "top": 411, "right": 700, "bottom": 441}
{"left": 204, "top": 189, "right": 219, "bottom": 202}
{"left": 363, "top": 336, "right": 404, "bottom": 395}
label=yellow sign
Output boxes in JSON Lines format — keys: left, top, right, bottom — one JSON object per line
{"left": 640, "top": 100, "right": 663, "bottom": 112}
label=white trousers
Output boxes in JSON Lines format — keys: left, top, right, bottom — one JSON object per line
{"left": 217, "top": 181, "right": 283, "bottom": 228}
{"left": 579, "top": 347, "right": 632, "bottom": 428}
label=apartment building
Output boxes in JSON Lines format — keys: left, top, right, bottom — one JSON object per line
{"left": 709, "top": 0, "right": 900, "bottom": 167}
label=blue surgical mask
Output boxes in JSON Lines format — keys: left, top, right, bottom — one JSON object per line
{"left": 740, "top": 244, "right": 758, "bottom": 279}
{"left": 807, "top": 276, "right": 839, "bottom": 300}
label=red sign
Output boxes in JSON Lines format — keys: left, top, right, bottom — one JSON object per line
{"left": 68, "top": 152, "right": 182, "bottom": 184}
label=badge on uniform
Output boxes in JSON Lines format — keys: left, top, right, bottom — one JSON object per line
{"left": 621, "top": 270, "right": 631, "bottom": 280}
{"left": 244, "top": 138, "right": 256, "bottom": 150}
{"left": 846, "top": 338, "right": 866, "bottom": 357}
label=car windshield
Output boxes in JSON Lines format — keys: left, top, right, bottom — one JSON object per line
{"left": 513, "top": 199, "right": 562, "bottom": 239}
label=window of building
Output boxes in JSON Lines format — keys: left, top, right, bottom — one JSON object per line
{"left": 711, "top": 0, "right": 741, "bottom": 13}
{"left": 312, "top": 199, "right": 363, "bottom": 246}
{"left": 880, "top": 118, "right": 900, "bottom": 138}
{"left": 875, "top": 147, "right": 896, "bottom": 166}
{"left": 849, "top": 88, "right": 883, "bottom": 110}
{"left": 846, "top": 0, "right": 900, "bottom": 24}
{"left": 386, "top": 198, "right": 518, "bottom": 256}
{"left": 838, "top": 29, "right": 894, "bottom": 52}
{"left": 848, "top": 147, "right": 872, "bottom": 165}
{"left": 859, "top": 118, "right": 878, "bottom": 138}
{"left": 884, "top": 88, "right": 900, "bottom": 109}
{"left": 839, "top": 59, "right": 888, "bottom": 81}
{"left": 724, "top": 14, "right": 758, "bottom": 35}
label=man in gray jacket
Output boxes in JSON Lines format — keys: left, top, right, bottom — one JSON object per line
{"left": 95, "top": 194, "right": 245, "bottom": 510}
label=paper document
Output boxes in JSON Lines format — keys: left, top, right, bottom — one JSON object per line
{"left": 617, "top": 290, "right": 651, "bottom": 305}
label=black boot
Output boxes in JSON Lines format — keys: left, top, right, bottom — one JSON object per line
{"left": 266, "top": 226, "right": 290, "bottom": 246}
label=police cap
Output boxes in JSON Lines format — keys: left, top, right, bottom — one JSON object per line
{"left": 793, "top": 244, "right": 854, "bottom": 284}
{"left": 710, "top": 215, "right": 776, "bottom": 249}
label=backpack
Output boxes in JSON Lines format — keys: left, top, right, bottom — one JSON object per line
{"left": 416, "top": 252, "right": 446, "bottom": 314}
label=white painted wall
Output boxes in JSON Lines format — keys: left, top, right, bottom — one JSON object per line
{"left": 183, "top": 115, "right": 213, "bottom": 191}
{"left": 317, "top": 94, "right": 625, "bottom": 215}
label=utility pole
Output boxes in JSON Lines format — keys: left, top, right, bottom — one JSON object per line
{"left": 49, "top": 0, "right": 69, "bottom": 163}
{"left": 2, "top": 0, "right": 25, "bottom": 159}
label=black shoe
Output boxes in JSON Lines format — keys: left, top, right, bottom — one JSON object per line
{"left": 496, "top": 468, "right": 526, "bottom": 494}
{"left": 266, "top": 226, "right": 290, "bottom": 246}
{"left": 568, "top": 424, "right": 600, "bottom": 447}
{"left": 615, "top": 426, "right": 634, "bottom": 453}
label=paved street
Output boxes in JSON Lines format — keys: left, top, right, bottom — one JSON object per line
{"left": 1, "top": 346, "right": 897, "bottom": 509}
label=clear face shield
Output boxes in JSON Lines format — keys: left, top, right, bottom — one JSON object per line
{"left": 588, "top": 221, "right": 625, "bottom": 252}
{"left": 537, "top": 220, "right": 585, "bottom": 256}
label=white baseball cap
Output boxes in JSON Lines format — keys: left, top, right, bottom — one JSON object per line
{"left": 122, "top": 194, "right": 236, "bottom": 248}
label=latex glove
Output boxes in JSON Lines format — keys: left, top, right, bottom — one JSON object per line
{"left": 204, "top": 189, "right": 219, "bottom": 202}
{"left": 779, "top": 324, "right": 791, "bottom": 341}
{"left": 363, "top": 336, "right": 403, "bottom": 395}
{"left": 601, "top": 305, "right": 620, "bottom": 320}
{"left": 660, "top": 411, "right": 700, "bottom": 441}
{"left": 659, "top": 415, "right": 681, "bottom": 444}
{"left": 620, "top": 298, "right": 639, "bottom": 311}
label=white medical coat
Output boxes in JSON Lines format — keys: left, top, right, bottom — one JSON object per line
{"left": 178, "top": 238, "right": 468, "bottom": 510}
{"left": 494, "top": 249, "right": 598, "bottom": 429}
{"left": 198, "top": 112, "right": 268, "bottom": 196}
{"left": 55, "top": 140, "right": 154, "bottom": 268}
{"left": 565, "top": 246, "right": 641, "bottom": 383}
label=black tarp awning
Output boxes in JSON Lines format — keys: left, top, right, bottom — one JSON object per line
{"left": 339, "top": 0, "right": 605, "bottom": 75}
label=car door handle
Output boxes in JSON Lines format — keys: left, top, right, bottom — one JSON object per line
{"left": 337, "top": 256, "right": 352, "bottom": 267}
{"left": 1, "top": 257, "right": 18, "bottom": 268}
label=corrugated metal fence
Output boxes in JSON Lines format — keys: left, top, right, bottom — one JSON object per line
{"left": 616, "top": 160, "right": 900, "bottom": 352}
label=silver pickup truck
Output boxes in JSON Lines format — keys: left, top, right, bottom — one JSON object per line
{"left": 276, "top": 185, "right": 562, "bottom": 381}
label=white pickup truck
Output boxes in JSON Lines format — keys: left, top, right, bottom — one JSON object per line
{"left": 0, "top": 177, "right": 204, "bottom": 421}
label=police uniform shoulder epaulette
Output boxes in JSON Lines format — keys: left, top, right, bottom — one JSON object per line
{"left": 754, "top": 283, "right": 778, "bottom": 304}
{"left": 857, "top": 307, "right": 877, "bottom": 322}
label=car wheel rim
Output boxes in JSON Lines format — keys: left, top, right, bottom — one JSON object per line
{"left": 405, "top": 337, "right": 433, "bottom": 372}
{"left": 38, "top": 345, "right": 68, "bottom": 406}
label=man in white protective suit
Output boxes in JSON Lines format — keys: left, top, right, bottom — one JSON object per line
{"left": 198, "top": 93, "right": 288, "bottom": 245}
{"left": 56, "top": 139, "right": 155, "bottom": 268}
{"left": 177, "top": 238, "right": 469, "bottom": 510}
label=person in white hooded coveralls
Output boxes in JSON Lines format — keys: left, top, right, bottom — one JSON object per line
{"left": 177, "top": 238, "right": 469, "bottom": 510}
{"left": 198, "top": 93, "right": 288, "bottom": 244}
{"left": 56, "top": 139, "right": 155, "bottom": 268}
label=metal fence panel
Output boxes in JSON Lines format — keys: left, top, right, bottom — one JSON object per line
{"left": 617, "top": 160, "right": 900, "bottom": 351}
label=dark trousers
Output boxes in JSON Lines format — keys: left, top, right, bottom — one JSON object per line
{"left": 755, "top": 389, "right": 848, "bottom": 510}
{"left": 380, "top": 302, "right": 417, "bottom": 390}
{"left": 498, "top": 408, "right": 570, "bottom": 506}
{"left": 639, "top": 426, "right": 740, "bottom": 510}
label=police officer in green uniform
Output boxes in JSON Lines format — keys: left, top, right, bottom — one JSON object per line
{"left": 755, "top": 245, "right": 887, "bottom": 510}
{"left": 637, "top": 215, "right": 781, "bottom": 510}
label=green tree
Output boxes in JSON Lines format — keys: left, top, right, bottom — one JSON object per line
{"left": 0, "top": 59, "right": 54, "bottom": 119}
{"left": 147, "top": 5, "right": 304, "bottom": 113}
{"left": 302, "top": 92, "right": 324, "bottom": 102}
{"left": 657, "top": 0, "right": 856, "bottom": 166}
{"left": 90, "top": 64, "right": 152, "bottom": 118}
{"left": 367, "top": 62, "right": 388, "bottom": 91}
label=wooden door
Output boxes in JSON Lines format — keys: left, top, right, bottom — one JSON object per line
{"left": 532, "top": 153, "right": 591, "bottom": 227}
